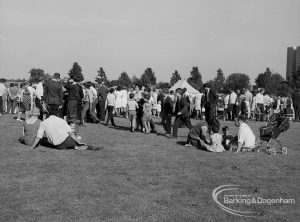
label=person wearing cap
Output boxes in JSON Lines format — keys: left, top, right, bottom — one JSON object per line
{"left": 21, "top": 107, "right": 42, "bottom": 146}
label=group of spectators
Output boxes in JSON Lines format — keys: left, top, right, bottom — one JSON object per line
{"left": 1, "top": 75, "right": 299, "bottom": 152}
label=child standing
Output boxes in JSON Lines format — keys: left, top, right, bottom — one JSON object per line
{"left": 127, "top": 93, "right": 139, "bottom": 132}
{"left": 105, "top": 88, "right": 116, "bottom": 127}
{"left": 142, "top": 94, "right": 152, "bottom": 133}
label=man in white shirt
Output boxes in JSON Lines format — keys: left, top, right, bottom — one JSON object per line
{"left": 236, "top": 115, "right": 256, "bottom": 152}
{"left": 255, "top": 89, "right": 264, "bottom": 121}
{"left": 0, "top": 79, "right": 7, "bottom": 115}
{"left": 30, "top": 115, "right": 101, "bottom": 150}
{"left": 244, "top": 88, "right": 253, "bottom": 118}
{"left": 229, "top": 90, "right": 237, "bottom": 121}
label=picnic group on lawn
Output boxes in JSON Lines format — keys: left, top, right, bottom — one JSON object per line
{"left": 0, "top": 75, "right": 300, "bottom": 152}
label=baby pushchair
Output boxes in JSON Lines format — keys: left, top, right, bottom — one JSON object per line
{"left": 255, "top": 115, "right": 289, "bottom": 155}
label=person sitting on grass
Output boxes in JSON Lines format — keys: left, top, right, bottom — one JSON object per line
{"left": 235, "top": 115, "right": 256, "bottom": 153}
{"left": 199, "top": 118, "right": 225, "bottom": 152}
{"left": 221, "top": 126, "right": 234, "bottom": 151}
{"left": 20, "top": 107, "right": 42, "bottom": 146}
{"left": 30, "top": 115, "right": 101, "bottom": 150}
{"left": 185, "top": 120, "right": 209, "bottom": 147}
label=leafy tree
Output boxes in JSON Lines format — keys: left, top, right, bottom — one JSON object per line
{"left": 265, "top": 73, "right": 284, "bottom": 95}
{"left": 95, "top": 67, "right": 108, "bottom": 84}
{"left": 187, "top": 66, "right": 203, "bottom": 90}
{"left": 225, "top": 73, "right": 250, "bottom": 91}
{"left": 132, "top": 75, "right": 141, "bottom": 87}
{"left": 170, "top": 70, "right": 181, "bottom": 86}
{"left": 214, "top": 68, "right": 225, "bottom": 93}
{"left": 29, "top": 68, "right": 45, "bottom": 83}
{"left": 68, "top": 62, "right": 84, "bottom": 82}
{"left": 140, "top": 68, "right": 157, "bottom": 86}
{"left": 157, "top": 82, "right": 171, "bottom": 89}
{"left": 255, "top": 67, "right": 272, "bottom": 88}
{"left": 118, "top": 72, "right": 132, "bottom": 88}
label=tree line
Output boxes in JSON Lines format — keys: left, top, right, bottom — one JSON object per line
{"left": 4, "top": 61, "right": 300, "bottom": 96}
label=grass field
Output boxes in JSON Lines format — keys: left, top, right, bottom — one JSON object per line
{"left": 0, "top": 114, "right": 299, "bottom": 222}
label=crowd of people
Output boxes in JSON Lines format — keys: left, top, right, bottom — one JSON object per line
{"left": 0, "top": 75, "right": 299, "bottom": 152}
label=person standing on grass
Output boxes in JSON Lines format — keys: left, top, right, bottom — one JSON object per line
{"left": 105, "top": 88, "right": 116, "bottom": 127}
{"left": 142, "top": 93, "right": 152, "bottom": 133}
{"left": 80, "top": 82, "right": 100, "bottom": 126}
{"left": 127, "top": 93, "right": 139, "bottom": 132}
{"left": 97, "top": 81, "right": 108, "bottom": 121}
{"left": 203, "top": 83, "right": 218, "bottom": 122}
{"left": 43, "top": 73, "right": 63, "bottom": 117}
{"left": 172, "top": 88, "right": 193, "bottom": 138}
{"left": 0, "top": 78, "right": 7, "bottom": 115}
{"left": 161, "top": 88, "right": 173, "bottom": 137}
{"left": 30, "top": 114, "right": 101, "bottom": 150}
{"left": 16, "top": 83, "right": 32, "bottom": 121}
{"left": 7, "top": 83, "right": 19, "bottom": 114}
{"left": 243, "top": 88, "right": 253, "bottom": 119}
{"left": 65, "top": 78, "right": 84, "bottom": 121}
{"left": 255, "top": 89, "right": 265, "bottom": 121}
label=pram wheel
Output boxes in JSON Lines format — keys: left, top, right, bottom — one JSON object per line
{"left": 281, "top": 147, "right": 288, "bottom": 155}
{"left": 270, "top": 148, "right": 276, "bottom": 155}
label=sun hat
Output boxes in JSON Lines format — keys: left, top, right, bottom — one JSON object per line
{"left": 30, "top": 107, "right": 40, "bottom": 116}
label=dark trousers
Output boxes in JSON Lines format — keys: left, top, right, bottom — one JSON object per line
{"left": 77, "top": 102, "right": 82, "bottom": 121}
{"left": 7, "top": 99, "right": 17, "bottom": 114}
{"left": 106, "top": 106, "right": 115, "bottom": 126}
{"left": 48, "top": 104, "right": 60, "bottom": 116}
{"left": 161, "top": 111, "right": 172, "bottom": 134}
{"left": 67, "top": 100, "right": 77, "bottom": 119}
{"left": 97, "top": 100, "right": 106, "bottom": 121}
{"left": 81, "top": 101, "right": 99, "bottom": 124}
{"left": 294, "top": 106, "right": 300, "bottom": 121}
{"left": 256, "top": 103, "right": 264, "bottom": 121}
{"left": 172, "top": 116, "right": 193, "bottom": 138}
{"left": 205, "top": 104, "right": 215, "bottom": 122}
{"left": 0, "top": 97, "right": 3, "bottom": 114}
{"left": 56, "top": 136, "right": 77, "bottom": 150}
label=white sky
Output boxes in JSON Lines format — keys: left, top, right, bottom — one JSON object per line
{"left": 0, "top": 0, "right": 299, "bottom": 83}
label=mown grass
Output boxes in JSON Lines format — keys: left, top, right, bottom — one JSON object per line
{"left": 0, "top": 115, "right": 299, "bottom": 221}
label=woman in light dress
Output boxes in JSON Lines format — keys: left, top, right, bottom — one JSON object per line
{"left": 114, "top": 86, "right": 123, "bottom": 116}
{"left": 120, "top": 88, "right": 128, "bottom": 117}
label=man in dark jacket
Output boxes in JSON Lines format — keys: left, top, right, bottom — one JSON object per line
{"left": 161, "top": 88, "right": 173, "bottom": 136}
{"left": 203, "top": 83, "right": 218, "bottom": 122}
{"left": 292, "top": 88, "right": 300, "bottom": 122}
{"left": 65, "top": 79, "right": 84, "bottom": 120}
{"left": 43, "top": 73, "right": 63, "bottom": 116}
{"left": 97, "top": 82, "right": 108, "bottom": 121}
{"left": 172, "top": 88, "right": 193, "bottom": 138}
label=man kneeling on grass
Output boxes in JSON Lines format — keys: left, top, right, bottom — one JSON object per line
{"left": 30, "top": 115, "right": 101, "bottom": 151}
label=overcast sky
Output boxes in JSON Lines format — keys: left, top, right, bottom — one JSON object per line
{"left": 0, "top": 0, "right": 299, "bottom": 83}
